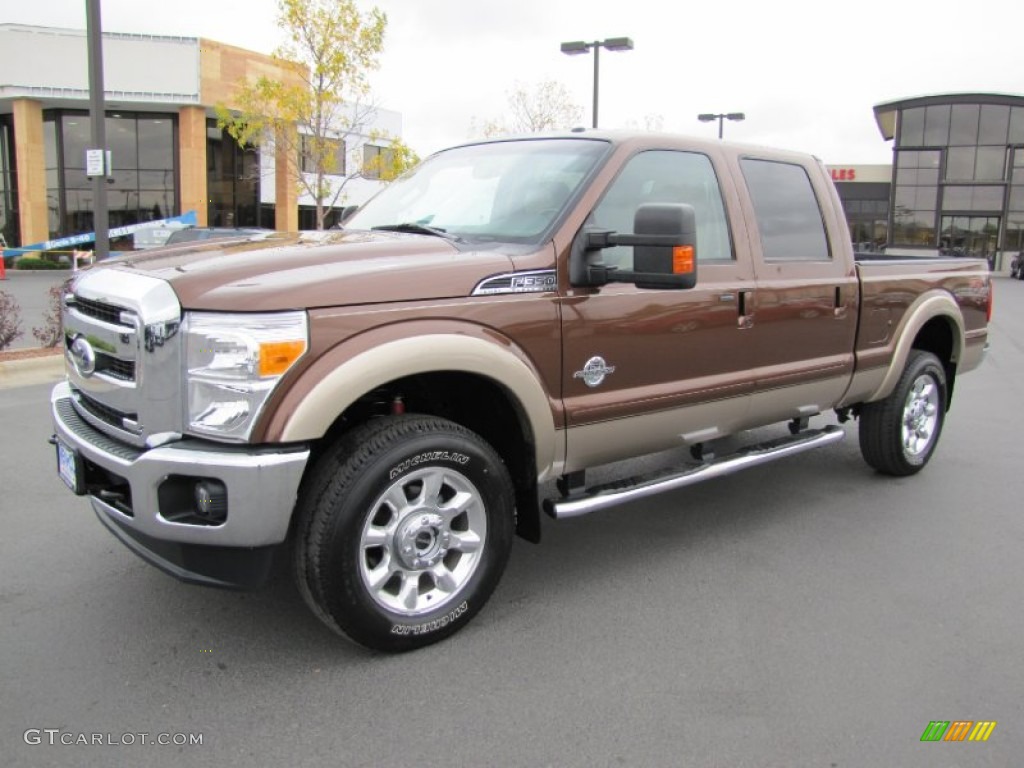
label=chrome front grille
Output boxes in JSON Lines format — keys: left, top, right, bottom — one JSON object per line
{"left": 96, "top": 356, "right": 135, "bottom": 381}
{"left": 71, "top": 295, "right": 134, "bottom": 328}
{"left": 76, "top": 390, "right": 140, "bottom": 433}
{"left": 62, "top": 269, "right": 183, "bottom": 448}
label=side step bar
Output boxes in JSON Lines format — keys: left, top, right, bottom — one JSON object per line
{"left": 544, "top": 425, "right": 845, "bottom": 519}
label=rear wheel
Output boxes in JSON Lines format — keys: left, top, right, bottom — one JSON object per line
{"left": 858, "top": 350, "right": 947, "bottom": 476}
{"left": 293, "top": 415, "right": 514, "bottom": 652}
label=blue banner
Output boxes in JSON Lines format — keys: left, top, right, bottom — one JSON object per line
{"left": 3, "top": 211, "right": 198, "bottom": 256}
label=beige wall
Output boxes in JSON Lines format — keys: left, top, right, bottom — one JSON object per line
{"left": 12, "top": 99, "right": 48, "bottom": 246}
{"left": 178, "top": 106, "right": 208, "bottom": 227}
{"left": 198, "top": 38, "right": 303, "bottom": 109}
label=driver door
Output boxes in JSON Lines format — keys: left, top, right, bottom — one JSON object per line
{"left": 560, "top": 149, "right": 756, "bottom": 471}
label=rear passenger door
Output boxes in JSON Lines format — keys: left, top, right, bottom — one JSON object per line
{"left": 736, "top": 157, "right": 859, "bottom": 422}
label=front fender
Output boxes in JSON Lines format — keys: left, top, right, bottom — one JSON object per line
{"left": 261, "top": 327, "right": 560, "bottom": 478}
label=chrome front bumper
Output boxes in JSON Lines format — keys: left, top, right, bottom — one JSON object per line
{"left": 51, "top": 381, "right": 310, "bottom": 552}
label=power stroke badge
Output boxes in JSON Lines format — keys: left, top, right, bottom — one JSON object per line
{"left": 574, "top": 356, "right": 616, "bottom": 388}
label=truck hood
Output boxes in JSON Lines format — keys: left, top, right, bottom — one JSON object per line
{"left": 94, "top": 230, "right": 517, "bottom": 311}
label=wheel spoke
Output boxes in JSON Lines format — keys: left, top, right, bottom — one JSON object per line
{"left": 449, "top": 529, "right": 482, "bottom": 553}
{"left": 397, "top": 572, "right": 420, "bottom": 611}
{"left": 362, "top": 527, "right": 388, "bottom": 548}
{"left": 382, "top": 486, "right": 410, "bottom": 519}
{"left": 416, "top": 471, "right": 445, "bottom": 506}
{"left": 431, "top": 565, "right": 458, "bottom": 593}
{"left": 438, "top": 490, "right": 475, "bottom": 520}
{"left": 364, "top": 557, "right": 395, "bottom": 591}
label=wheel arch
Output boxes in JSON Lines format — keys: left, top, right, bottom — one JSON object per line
{"left": 866, "top": 291, "right": 964, "bottom": 409}
{"left": 264, "top": 328, "right": 560, "bottom": 542}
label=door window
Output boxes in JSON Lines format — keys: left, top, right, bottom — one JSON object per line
{"left": 590, "top": 150, "right": 733, "bottom": 269}
{"left": 740, "top": 159, "right": 831, "bottom": 261}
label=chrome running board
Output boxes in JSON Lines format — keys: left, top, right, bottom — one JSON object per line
{"left": 544, "top": 426, "right": 846, "bottom": 519}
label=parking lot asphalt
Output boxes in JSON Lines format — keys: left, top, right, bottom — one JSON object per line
{"left": 1, "top": 277, "right": 1022, "bottom": 767}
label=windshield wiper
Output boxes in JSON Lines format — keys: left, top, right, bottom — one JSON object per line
{"left": 370, "top": 223, "right": 461, "bottom": 242}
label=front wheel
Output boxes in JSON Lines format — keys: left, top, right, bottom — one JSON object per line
{"left": 858, "top": 350, "right": 947, "bottom": 476}
{"left": 293, "top": 415, "right": 514, "bottom": 652}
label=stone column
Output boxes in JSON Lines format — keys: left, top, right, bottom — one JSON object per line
{"left": 178, "top": 106, "right": 208, "bottom": 226}
{"left": 12, "top": 99, "right": 48, "bottom": 246}
{"left": 274, "top": 126, "right": 298, "bottom": 231}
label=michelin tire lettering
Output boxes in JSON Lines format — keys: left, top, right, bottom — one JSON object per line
{"left": 389, "top": 451, "right": 470, "bottom": 479}
{"left": 391, "top": 601, "right": 469, "bottom": 635}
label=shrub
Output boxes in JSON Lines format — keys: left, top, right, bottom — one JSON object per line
{"left": 15, "top": 256, "right": 66, "bottom": 270}
{"left": 33, "top": 283, "right": 65, "bottom": 348}
{"left": 0, "top": 290, "right": 23, "bottom": 351}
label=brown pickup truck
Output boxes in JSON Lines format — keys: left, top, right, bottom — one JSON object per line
{"left": 51, "top": 132, "right": 992, "bottom": 651}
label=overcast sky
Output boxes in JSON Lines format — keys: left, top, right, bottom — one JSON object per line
{"left": 5, "top": 0, "right": 1023, "bottom": 164}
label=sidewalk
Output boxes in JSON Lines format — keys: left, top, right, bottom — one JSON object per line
{"left": 0, "top": 349, "right": 65, "bottom": 390}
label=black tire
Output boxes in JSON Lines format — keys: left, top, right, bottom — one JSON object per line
{"left": 858, "top": 350, "right": 947, "bottom": 476}
{"left": 293, "top": 415, "right": 514, "bottom": 652}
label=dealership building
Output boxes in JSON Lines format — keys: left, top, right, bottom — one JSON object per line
{"left": 830, "top": 93, "right": 1024, "bottom": 270}
{"left": 0, "top": 24, "right": 401, "bottom": 250}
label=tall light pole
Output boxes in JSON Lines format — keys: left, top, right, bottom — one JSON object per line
{"left": 86, "top": 0, "right": 109, "bottom": 258}
{"left": 560, "top": 37, "right": 634, "bottom": 129}
{"left": 698, "top": 112, "right": 745, "bottom": 139}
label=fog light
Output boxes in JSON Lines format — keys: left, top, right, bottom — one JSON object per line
{"left": 194, "top": 480, "right": 228, "bottom": 523}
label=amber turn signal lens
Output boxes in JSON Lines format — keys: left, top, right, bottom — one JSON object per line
{"left": 672, "top": 245, "right": 695, "bottom": 274}
{"left": 259, "top": 340, "right": 307, "bottom": 377}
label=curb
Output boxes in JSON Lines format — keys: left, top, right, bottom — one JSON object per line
{"left": 0, "top": 354, "right": 65, "bottom": 390}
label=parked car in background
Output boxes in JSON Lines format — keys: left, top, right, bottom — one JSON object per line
{"left": 164, "top": 227, "right": 271, "bottom": 246}
{"left": 1011, "top": 252, "right": 1024, "bottom": 279}
{"left": 133, "top": 222, "right": 191, "bottom": 250}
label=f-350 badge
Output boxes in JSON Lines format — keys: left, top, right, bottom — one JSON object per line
{"left": 574, "top": 356, "right": 616, "bottom": 388}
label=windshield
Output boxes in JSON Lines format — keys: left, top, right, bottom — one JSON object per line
{"left": 346, "top": 138, "right": 609, "bottom": 244}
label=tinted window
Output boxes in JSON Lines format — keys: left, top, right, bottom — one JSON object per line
{"left": 900, "top": 108, "right": 925, "bottom": 146}
{"left": 924, "top": 105, "right": 950, "bottom": 146}
{"left": 740, "top": 159, "right": 830, "bottom": 261}
{"left": 590, "top": 150, "right": 732, "bottom": 269}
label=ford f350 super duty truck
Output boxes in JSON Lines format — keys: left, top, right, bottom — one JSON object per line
{"left": 50, "top": 132, "right": 991, "bottom": 651}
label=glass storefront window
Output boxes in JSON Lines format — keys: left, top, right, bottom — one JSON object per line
{"left": 899, "top": 108, "right": 925, "bottom": 146}
{"left": 978, "top": 105, "right": 1010, "bottom": 145}
{"left": 137, "top": 118, "right": 174, "bottom": 169}
{"left": 949, "top": 105, "right": 980, "bottom": 146}
{"left": 1005, "top": 214, "right": 1024, "bottom": 251}
{"left": 61, "top": 115, "right": 91, "bottom": 169}
{"left": 45, "top": 110, "right": 178, "bottom": 239}
{"left": 975, "top": 147, "right": 1006, "bottom": 180}
{"left": 945, "top": 148, "right": 975, "bottom": 181}
{"left": 1010, "top": 107, "right": 1024, "bottom": 144}
{"left": 924, "top": 105, "right": 950, "bottom": 146}
{"left": 942, "top": 185, "right": 1005, "bottom": 211}
{"left": 892, "top": 211, "right": 936, "bottom": 245}
{"left": 206, "top": 119, "right": 263, "bottom": 228}
{"left": 0, "top": 118, "right": 19, "bottom": 247}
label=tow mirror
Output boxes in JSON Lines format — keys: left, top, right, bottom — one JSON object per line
{"left": 571, "top": 203, "right": 697, "bottom": 290}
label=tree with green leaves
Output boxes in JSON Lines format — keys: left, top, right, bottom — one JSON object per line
{"left": 217, "top": 0, "right": 418, "bottom": 230}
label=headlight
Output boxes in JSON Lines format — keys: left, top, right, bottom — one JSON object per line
{"left": 185, "top": 311, "right": 308, "bottom": 441}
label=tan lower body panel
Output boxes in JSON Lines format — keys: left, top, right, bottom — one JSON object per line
{"left": 561, "top": 375, "right": 849, "bottom": 474}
